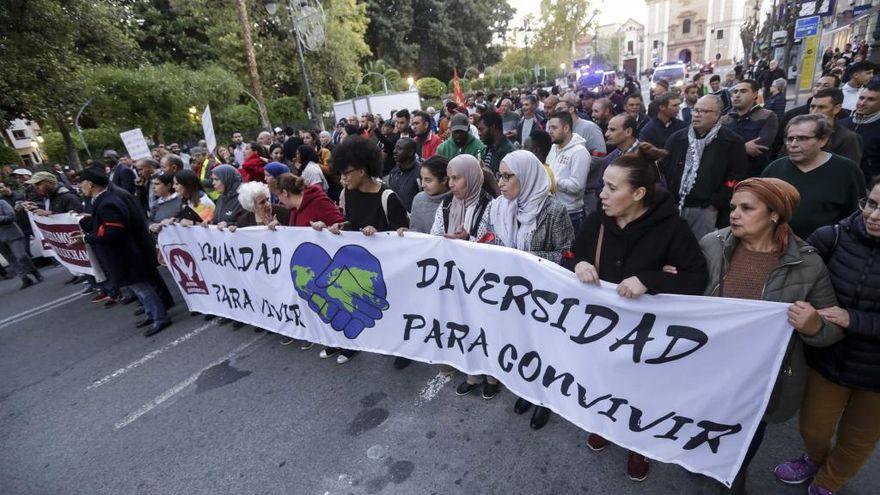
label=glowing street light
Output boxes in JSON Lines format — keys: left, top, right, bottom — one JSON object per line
{"left": 478, "top": 73, "right": 485, "bottom": 79}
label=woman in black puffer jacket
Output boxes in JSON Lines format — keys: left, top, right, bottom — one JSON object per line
{"left": 773, "top": 175, "right": 880, "bottom": 495}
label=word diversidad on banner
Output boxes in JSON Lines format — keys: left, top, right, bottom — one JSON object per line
{"left": 157, "top": 225, "right": 793, "bottom": 486}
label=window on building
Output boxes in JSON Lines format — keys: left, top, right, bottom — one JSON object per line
{"left": 12, "top": 130, "right": 26, "bottom": 140}
{"left": 628, "top": 41, "right": 634, "bottom": 53}
{"left": 32, "top": 153, "right": 42, "bottom": 164}
{"left": 22, "top": 155, "right": 33, "bottom": 167}
{"left": 717, "top": 29, "right": 724, "bottom": 40}
{"left": 682, "top": 19, "right": 691, "bottom": 34}
{"left": 653, "top": 40, "right": 659, "bottom": 49}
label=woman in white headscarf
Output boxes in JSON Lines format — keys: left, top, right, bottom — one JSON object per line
{"left": 473, "top": 150, "right": 575, "bottom": 425}
{"left": 481, "top": 149, "right": 575, "bottom": 425}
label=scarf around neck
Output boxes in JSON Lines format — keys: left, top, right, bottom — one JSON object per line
{"left": 678, "top": 121, "right": 722, "bottom": 210}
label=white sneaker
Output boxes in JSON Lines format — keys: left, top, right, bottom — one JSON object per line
{"left": 336, "top": 354, "right": 350, "bottom": 365}
{"left": 300, "top": 342, "right": 314, "bottom": 350}
{"left": 319, "top": 349, "right": 332, "bottom": 358}
{"left": 280, "top": 337, "right": 295, "bottom": 346}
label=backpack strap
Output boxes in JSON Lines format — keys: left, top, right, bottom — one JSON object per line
{"left": 380, "top": 188, "right": 393, "bottom": 226}
{"left": 594, "top": 224, "right": 605, "bottom": 274}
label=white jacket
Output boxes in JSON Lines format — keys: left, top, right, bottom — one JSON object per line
{"left": 547, "top": 133, "right": 591, "bottom": 214}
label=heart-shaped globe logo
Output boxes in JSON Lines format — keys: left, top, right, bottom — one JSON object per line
{"left": 290, "top": 242, "right": 390, "bottom": 339}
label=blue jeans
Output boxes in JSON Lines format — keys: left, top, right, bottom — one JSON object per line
{"left": 568, "top": 210, "right": 585, "bottom": 233}
{"left": 127, "top": 282, "right": 169, "bottom": 325}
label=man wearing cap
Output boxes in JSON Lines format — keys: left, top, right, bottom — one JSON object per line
{"left": 437, "top": 113, "right": 487, "bottom": 160}
{"left": 23, "top": 171, "right": 82, "bottom": 215}
{"left": 71, "top": 167, "right": 172, "bottom": 337}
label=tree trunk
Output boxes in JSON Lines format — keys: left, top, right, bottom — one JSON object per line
{"left": 54, "top": 114, "right": 81, "bottom": 170}
{"left": 235, "top": 0, "right": 271, "bottom": 131}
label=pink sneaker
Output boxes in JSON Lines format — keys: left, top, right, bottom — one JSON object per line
{"left": 774, "top": 454, "right": 817, "bottom": 484}
{"left": 808, "top": 482, "right": 834, "bottom": 495}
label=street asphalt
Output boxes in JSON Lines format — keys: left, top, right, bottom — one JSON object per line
{"left": 1, "top": 265, "right": 878, "bottom": 494}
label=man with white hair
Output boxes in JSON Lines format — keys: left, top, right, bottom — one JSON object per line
{"left": 257, "top": 130, "right": 273, "bottom": 147}
{"left": 319, "top": 131, "right": 333, "bottom": 151}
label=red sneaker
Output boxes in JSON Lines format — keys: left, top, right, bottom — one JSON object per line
{"left": 91, "top": 292, "right": 110, "bottom": 303}
{"left": 627, "top": 452, "right": 649, "bottom": 482}
{"left": 587, "top": 433, "right": 609, "bottom": 452}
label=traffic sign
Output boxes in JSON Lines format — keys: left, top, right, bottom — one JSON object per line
{"left": 795, "top": 16, "right": 820, "bottom": 39}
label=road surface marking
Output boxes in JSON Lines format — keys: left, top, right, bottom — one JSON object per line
{"left": 0, "top": 292, "right": 86, "bottom": 330}
{"left": 415, "top": 372, "right": 451, "bottom": 405}
{"left": 86, "top": 320, "right": 219, "bottom": 390}
{"left": 114, "top": 333, "right": 266, "bottom": 430}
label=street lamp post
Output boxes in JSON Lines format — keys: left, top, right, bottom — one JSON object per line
{"left": 242, "top": 89, "right": 271, "bottom": 130}
{"left": 74, "top": 97, "right": 94, "bottom": 161}
{"left": 265, "top": 0, "right": 323, "bottom": 131}
{"left": 355, "top": 72, "right": 389, "bottom": 97}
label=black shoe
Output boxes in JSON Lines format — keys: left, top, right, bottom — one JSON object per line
{"left": 143, "top": 320, "right": 172, "bottom": 337}
{"left": 119, "top": 295, "right": 137, "bottom": 305}
{"left": 231, "top": 321, "right": 245, "bottom": 330}
{"left": 103, "top": 298, "right": 118, "bottom": 308}
{"left": 134, "top": 307, "right": 146, "bottom": 316}
{"left": 31, "top": 270, "right": 44, "bottom": 282}
{"left": 393, "top": 357, "right": 412, "bottom": 370}
{"left": 455, "top": 380, "right": 480, "bottom": 396}
{"left": 530, "top": 406, "right": 551, "bottom": 430}
{"left": 319, "top": 347, "right": 340, "bottom": 359}
{"left": 190, "top": 311, "right": 199, "bottom": 317}
{"left": 514, "top": 397, "right": 533, "bottom": 415}
{"left": 219, "top": 317, "right": 232, "bottom": 325}
{"left": 204, "top": 314, "right": 216, "bottom": 321}
{"left": 253, "top": 326, "right": 264, "bottom": 333}
{"left": 81, "top": 286, "right": 98, "bottom": 295}
{"left": 135, "top": 318, "right": 153, "bottom": 328}
{"left": 482, "top": 381, "right": 501, "bottom": 400}
{"left": 19, "top": 276, "right": 34, "bottom": 290}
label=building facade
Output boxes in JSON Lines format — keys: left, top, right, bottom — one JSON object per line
{"left": 589, "top": 20, "right": 646, "bottom": 76}
{"left": 643, "top": 0, "right": 752, "bottom": 68}
{"left": 3, "top": 119, "right": 45, "bottom": 168}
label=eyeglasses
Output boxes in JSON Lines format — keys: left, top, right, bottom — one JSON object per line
{"left": 498, "top": 172, "right": 516, "bottom": 182}
{"left": 785, "top": 135, "right": 818, "bottom": 144}
{"left": 691, "top": 108, "right": 718, "bottom": 115}
{"left": 340, "top": 168, "right": 359, "bottom": 177}
{"left": 859, "top": 197, "right": 879, "bottom": 214}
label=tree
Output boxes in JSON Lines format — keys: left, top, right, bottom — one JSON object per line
{"left": 86, "top": 65, "right": 242, "bottom": 144}
{"left": 363, "top": 0, "right": 512, "bottom": 80}
{"left": 416, "top": 78, "right": 447, "bottom": 99}
{"left": 534, "top": 0, "right": 600, "bottom": 60}
{"left": 0, "top": 0, "right": 140, "bottom": 167}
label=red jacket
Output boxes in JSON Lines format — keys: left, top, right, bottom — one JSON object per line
{"left": 241, "top": 153, "right": 265, "bottom": 183}
{"left": 287, "top": 184, "right": 345, "bottom": 226}
{"left": 415, "top": 131, "right": 442, "bottom": 159}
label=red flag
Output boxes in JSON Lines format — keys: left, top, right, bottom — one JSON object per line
{"left": 452, "top": 68, "right": 465, "bottom": 108}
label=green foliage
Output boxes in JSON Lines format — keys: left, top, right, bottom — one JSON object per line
{"left": 268, "top": 97, "right": 309, "bottom": 125}
{"left": 42, "top": 126, "right": 126, "bottom": 163}
{"left": 216, "top": 104, "right": 259, "bottom": 138}
{"left": 416, "top": 78, "right": 447, "bottom": 99}
{"left": 0, "top": 143, "right": 21, "bottom": 166}
{"left": 535, "top": 0, "right": 599, "bottom": 59}
{"left": 85, "top": 64, "right": 242, "bottom": 143}
{"left": 364, "top": 0, "right": 512, "bottom": 80}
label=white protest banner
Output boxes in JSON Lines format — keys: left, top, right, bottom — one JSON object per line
{"left": 157, "top": 225, "right": 793, "bottom": 486}
{"left": 119, "top": 128, "right": 152, "bottom": 160}
{"left": 28, "top": 212, "right": 104, "bottom": 279}
{"left": 201, "top": 105, "right": 216, "bottom": 154}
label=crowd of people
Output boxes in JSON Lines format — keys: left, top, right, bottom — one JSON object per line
{"left": 1, "top": 51, "right": 879, "bottom": 494}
